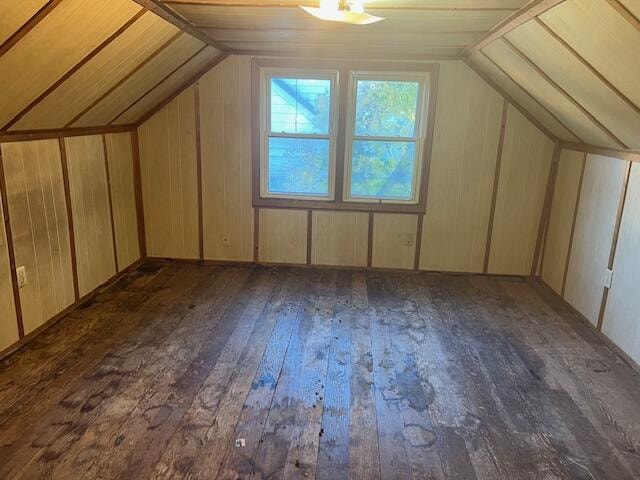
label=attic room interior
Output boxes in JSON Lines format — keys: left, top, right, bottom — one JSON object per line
{"left": 1, "top": 0, "right": 639, "bottom": 478}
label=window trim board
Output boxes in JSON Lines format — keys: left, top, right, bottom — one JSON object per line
{"left": 251, "top": 57, "right": 440, "bottom": 214}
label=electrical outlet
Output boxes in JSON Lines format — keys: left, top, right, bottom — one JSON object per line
{"left": 16, "top": 266, "right": 27, "bottom": 288}
{"left": 222, "top": 233, "right": 230, "bottom": 246}
{"left": 404, "top": 233, "right": 414, "bottom": 247}
{"left": 604, "top": 268, "right": 613, "bottom": 289}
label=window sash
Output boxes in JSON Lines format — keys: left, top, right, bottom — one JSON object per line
{"left": 343, "top": 72, "right": 429, "bottom": 204}
{"left": 260, "top": 69, "right": 339, "bottom": 200}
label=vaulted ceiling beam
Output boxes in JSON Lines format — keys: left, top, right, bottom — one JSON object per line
{"left": 132, "top": 0, "right": 232, "bottom": 52}
{"left": 463, "top": 0, "right": 566, "bottom": 55}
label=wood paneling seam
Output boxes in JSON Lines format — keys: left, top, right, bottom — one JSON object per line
{"left": 501, "top": 38, "right": 627, "bottom": 149}
{"left": 102, "top": 135, "right": 120, "bottom": 272}
{"left": 0, "top": 148, "right": 25, "bottom": 337}
{"left": 0, "top": 0, "right": 65, "bottom": 58}
{"left": 596, "top": 160, "right": 633, "bottom": 330}
{"left": 483, "top": 98, "right": 508, "bottom": 273}
{"left": 560, "top": 152, "right": 587, "bottom": 297}
{"left": 532, "top": 141, "right": 561, "bottom": 276}
{"left": 2, "top": 8, "right": 148, "bottom": 130}
{"left": 58, "top": 138, "right": 80, "bottom": 301}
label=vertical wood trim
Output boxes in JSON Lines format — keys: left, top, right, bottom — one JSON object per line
{"left": 481, "top": 52, "right": 584, "bottom": 142}
{"left": 102, "top": 134, "right": 119, "bottom": 273}
{"left": 333, "top": 66, "right": 349, "bottom": 203}
{"left": 501, "top": 38, "right": 627, "bottom": 148}
{"left": 0, "top": 0, "right": 65, "bottom": 58}
{"left": 596, "top": 160, "right": 633, "bottom": 330}
{"left": 306, "top": 209, "right": 312, "bottom": 265}
{"left": 59, "top": 138, "right": 80, "bottom": 301}
{"left": 130, "top": 129, "right": 147, "bottom": 258}
{"left": 253, "top": 207, "right": 259, "bottom": 263}
{"left": 194, "top": 82, "right": 204, "bottom": 260}
{"left": 0, "top": 148, "right": 25, "bottom": 338}
{"left": 366, "top": 211, "right": 374, "bottom": 268}
{"left": 532, "top": 141, "right": 561, "bottom": 276}
{"left": 534, "top": 17, "right": 640, "bottom": 117}
{"left": 2, "top": 8, "right": 148, "bottom": 130}
{"left": 561, "top": 152, "right": 587, "bottom": 297}
{"left": 413, "top": 213, "right": 424, "bottom": 272}
{"left": 483, "top": 98, "right": 509, "bottom": 274}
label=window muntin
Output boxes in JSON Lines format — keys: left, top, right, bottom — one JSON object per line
{"left": 261, "top": 71, "right": 337, "bottom": 199}
{"left": 345, "top": 73, "right": 427, "bottom": 203}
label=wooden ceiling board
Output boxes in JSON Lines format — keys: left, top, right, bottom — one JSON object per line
{"left": 163, "top": 0, "right": 525, "bottom": 7}
{"left": 0, "top": 0, "right": 142, "bottom": 128}
{"left": 483, "top": 39, "right": 620, "bottom": 148}
{"left": 169, "top": 4, "right": 514, "bottom": 32}
{"left": 114, "top": 47, "right": 221, "bottom": 124}
{"left": 540, "top": 0, "right": 640, "bottom": 109}
{"left": 0, "top": 0, "right": 49, "bottom": 46}
{"left": 72, "top": 33, "right": 205, "bottom": 128}
{"left": 12, "top": 12, "right": 180, "bottom": 131}
{"left": 224, "top": 42, "right": 462, "bottom": 58}
{"left": 506, "top": 21, "right": 640, "bottom": 149}
{"left": 618, "top": 0, "right": 640, "bottom": 19}
{"left": 468, "top": 53, "right": 577, "bottom": 142}
{"left": 202, "top": 28, "right": 481, "bottom": 46}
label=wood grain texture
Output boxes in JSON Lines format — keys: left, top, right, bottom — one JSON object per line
{"left": 540, "top": 0, "right": 640, "bottom": 110}
{"left": 564, "top": 154, "right": 628, "bottom": 326}
{"left": 420, "top": 61, "right": 503, "bottom": 273}
{"left": 372, "top": 213, "right": 418, "bottom": 270}
{"left": 488, "top": 105, "right": 554, "bottom": 275}
{"left": 12, "top": 12, "right": 179, "bottom": 131}
{"left": 72, "top": 34, "right": 205, "bottom": 128}
{"left": 0, "top": 140, "right": 75, "bottom": 334}
{"left": 0, "top": 191, "right": 19, "bottom": 351}
{"left": 541, "top": 148, "right": 584, "bottom": 294}
{"left": 483, "top": 39, "right": 618, "bottom": 148}
{"left": 64, "top": 136, "right": 116, "bottom": 296}
{"left": 258, "top": 208, "right": 308, "bottom": 264}
{"left": 138, "top": 87, "right": 199, "bottom": 259}
{"left": 311, "top": 211, "right": 369, "bottom": 267}
{"left": 199, "top": 55, "right": 254, "bottom": 261}
{"left": 1, "top": 262, "right": 640, "bottom": 479}
{"left": 602, "top": 163, "right": 640, "bottom": 365}
{"left": 0, "top": 0, "right": 141, "bottom": 128}
{"left": 104, "top": 132, "right": 141, "bottom": 271}
{"left": 112, "top": 47, "right": 221, "bottom": 125}
{"left": 0, "top": 0, "right": 49, "bottom": 46}
{"left": 505, "top": 20, "right": 640, "bottom": 150}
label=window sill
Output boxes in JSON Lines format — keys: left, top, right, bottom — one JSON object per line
{"left": 253, "top": 196, "right": 425, "bottom": 214}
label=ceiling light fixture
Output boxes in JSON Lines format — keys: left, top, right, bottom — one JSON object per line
{"left": 300, "top": 0, "right": 384, "bottom": 25}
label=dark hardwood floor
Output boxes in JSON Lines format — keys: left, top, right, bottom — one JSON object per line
{"left": 1, "top": 262, "right": 639, "bottom": 479}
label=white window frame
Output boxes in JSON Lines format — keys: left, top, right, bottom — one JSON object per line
{"left": 259, "top": 67, "right": 339, "bottom": 201}
{"left": 343, "top": 71, "right": 430, "bottom": 204}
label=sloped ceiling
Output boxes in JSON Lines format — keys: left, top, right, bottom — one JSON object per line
{"left": 0, "top": 0, "right": 223, "bottom": 132}
{"left": 465, "top": 0, "right": 640, "bottom": 150}
{"left": 2, "top": 0, "right": 639, "bottom": 154}
{"left": 159, "top": 0, "right": 528, "bottom": 58}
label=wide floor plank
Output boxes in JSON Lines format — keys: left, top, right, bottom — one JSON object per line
{"left": 0, "top": 263, "right": 639, "bottom": 480}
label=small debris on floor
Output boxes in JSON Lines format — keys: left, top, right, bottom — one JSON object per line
{"left": 235, "top": 438, "right": 246, "bottom": 447}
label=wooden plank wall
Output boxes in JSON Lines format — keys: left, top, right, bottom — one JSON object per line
{"left": 138, "top": 87, "right": 199, "bottom": 260}
{"left": 539, "top": 148, "right": 639, "bottom": 364}
{"left": 0, "top": 131, "right": 141, "bottom": 355}
{"left": 138, "top": 56, "right": 555, "bottom": 274}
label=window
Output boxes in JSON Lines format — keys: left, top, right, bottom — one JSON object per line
{"left": 254, "top": 59, "right": 437, "bottom": 213}
{"left": 345, "top": 74, "right": 427, "bottom": 203}
{"left": 260, "top": 72, "right": 338, "bottom": 199}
